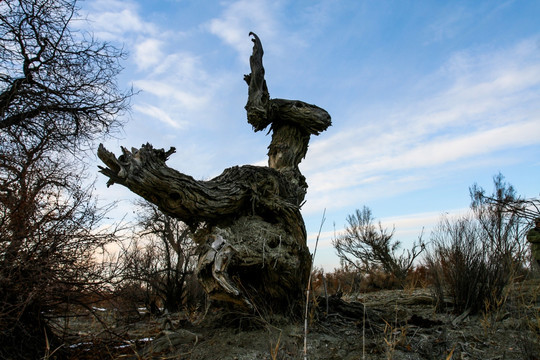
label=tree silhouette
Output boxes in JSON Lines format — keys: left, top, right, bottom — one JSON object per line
{"left": 0, "top": 1, "right": 131, "bottom": 358}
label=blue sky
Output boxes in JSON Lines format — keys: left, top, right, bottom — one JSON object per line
{"left": 82, "top": 0, "right": 540, "bottom": 271}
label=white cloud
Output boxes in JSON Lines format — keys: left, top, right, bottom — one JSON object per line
{"left": 307, "top": 208, "right": 467, "bottom": 249}
{"left": 306, "top": 208, "right": 470, "bottom": 272}
{"left": 83, "top": 0, "right": 158, "bottom": 41}
{"left": 380, "top": 208, "right": 469, "bottom": 239}
{"left": 82, "top": 0, "right": 234, "bottom": 137}
{"left": 151, "top": 52, "right": 203, "bottom": 78}
{"left": 133, "top": 104, "right": 184, "bottom": 129}
{"left": 396, "top": 120, "right": 539, "bottom": 168}
{"left": 304, "top": 118, "right": 540, "bottom": 211}
{"left": 130, "top": 46, "right": 217, "bottom": 124}
{"left": 207, "top": 0, "right": 280, "bottom": 60}
{"left": 135, "top": 39, "right": 164, "bottom": 70}
{"left": 134, "top": 79, "right": 209, "bottom": 110}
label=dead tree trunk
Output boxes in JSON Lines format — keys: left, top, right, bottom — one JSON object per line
{"left": 98, "top": 33, "right": 331, "bottom": 313}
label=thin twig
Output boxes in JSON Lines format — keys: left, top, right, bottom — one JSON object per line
{"left": 304, "top": 209, "right": 326, "bottom": 360}
{"left": 363, "top": 301, "right": 366, "bottom": 360}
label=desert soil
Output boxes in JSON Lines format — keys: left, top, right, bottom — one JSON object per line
{"left": 66, "top": 279, "right": 540, "bottom": 360}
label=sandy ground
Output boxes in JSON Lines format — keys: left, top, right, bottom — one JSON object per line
{"left": 65, "top": 279, "right": 540, "bottom": 360}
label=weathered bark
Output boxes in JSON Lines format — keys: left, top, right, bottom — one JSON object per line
{"left": 97, "top": 144, "right": 310, "bottom": 310}
{"left": 98, "top": 33, "right": 331, "bottom": 313}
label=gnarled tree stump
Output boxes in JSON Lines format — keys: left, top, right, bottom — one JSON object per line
{"left": 98, "top": 33, "right": 331, "bottom": 313}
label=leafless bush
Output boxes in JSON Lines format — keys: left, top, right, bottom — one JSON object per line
{"left": 333, "top": 206, "right": 425, "bottom": 285}
{"left": 313, "top": 266, "right": 364, "bottom": 296}
{"left": 0, "top": 0, "right": 131, "bottom": 357}
{"left": 470, "top": 173, "right": 529, "bottom": 268}
{"left": 405, "top": 264, "right": 431, "bottom": 289}
{"left": 116, "top": 201, "right": 201, "bottom": 315}
{"left": 0, "top": 131, "right": 122, "bottom": 358}
{"left": 426, "top": 174, "right": 529, "bottom": 315}
{"left": 426, "top": 215, "right": 503, "bottom": 314}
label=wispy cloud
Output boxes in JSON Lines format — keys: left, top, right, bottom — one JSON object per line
{"left": 83, "top": 0, "right": 157, "bottom": 41}
{"left": 133, "top": 104, "right": 184, "bottom": 129}
{"left": 207, "top": 0, "right": 280, "bottom": 60}
{"left": 424, "top": 6, "right": 471, "bottom": 44}
{"left": 84, "top": 0, "right": 226, "bottom": 132}
{"left": 205, "top": 0, "right": 313, "bottom": 65}
{"left": 134, "top": 38, "right": 164, "bottom": 70}
{"left": 302, "top": 36, "right": 540, "bottom": 214}
{"left": 133, "top": 79, "right": 209, "bottom": 110}
{"left": 307, "top": 208, "right": 467, "bottom": 250}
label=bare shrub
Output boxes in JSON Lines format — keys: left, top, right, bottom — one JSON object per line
{"left": 0, "top": 0, "right": 131, "bottom": 357}
{"left": 333, "top": 206, "right": 425, "bottom": 285}
{"left": 321, "top": 266, "right": 364, "bottom": 295}
{"left": 313, "top": 265, "right": 415, "bottom": 297}
{"left": 426, "top": 174, "right": 529, "bottom": 315}
{"left": 405, "top": 264, "right": 431, "bottom": 289}
{"left": 470, "top": 173, "right": 529, "bottom": 270}
{"left": 426, "top": 215, "right": 500, "bottom": 313}
{"left": 0, "top": 131, "right": 122, "bottom": 358}
{"left": 117, "top": 201, "right": 201, "bottom": 315}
